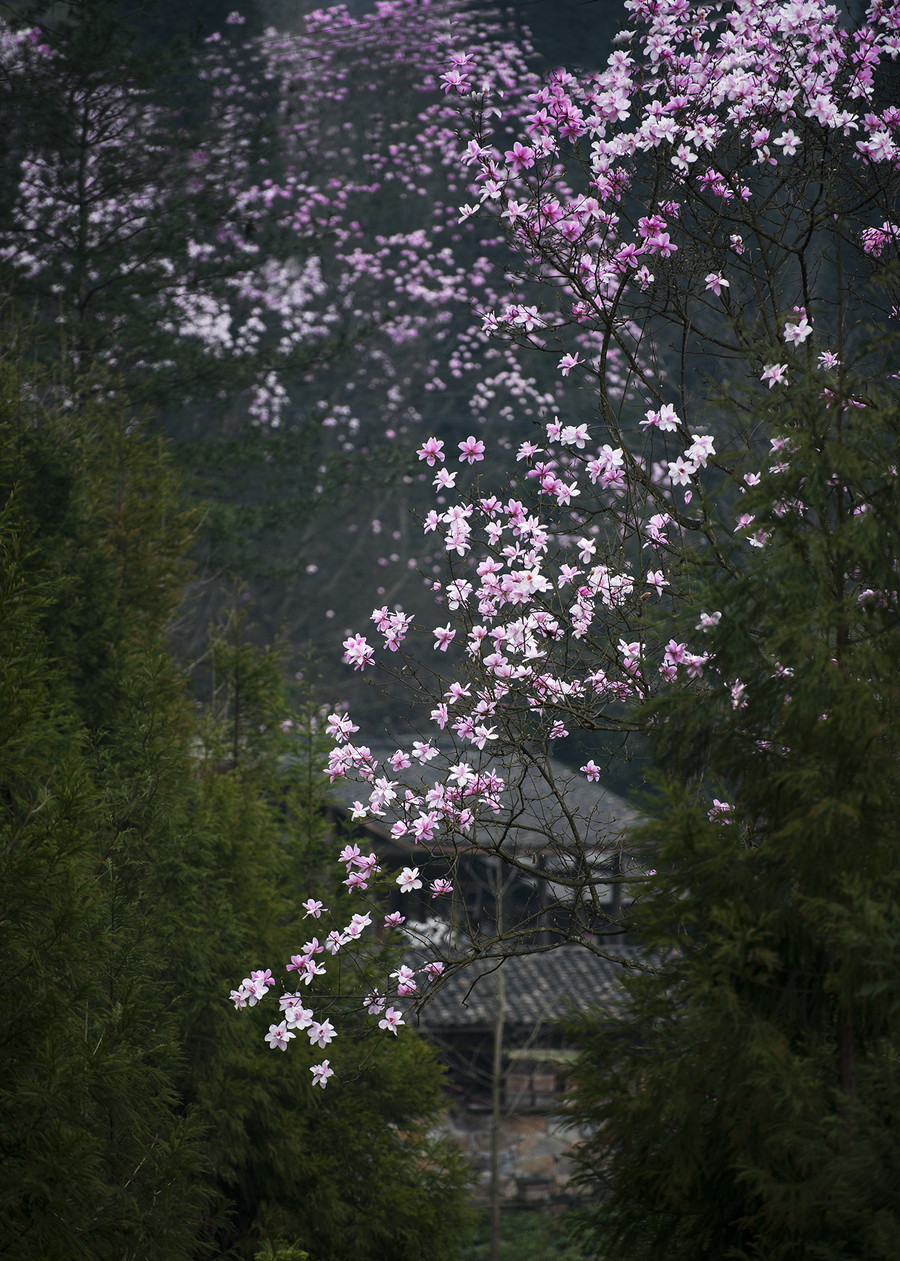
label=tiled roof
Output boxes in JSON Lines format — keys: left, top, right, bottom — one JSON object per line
{"left": 408, "top": 944, "right": 644, "bottom": 1032}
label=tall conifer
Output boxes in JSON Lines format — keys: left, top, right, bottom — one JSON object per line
{"left": 0, "top": 516, "right": 208, "bottom": 1258}
{"left": 566, "top": 359, "right": 900, "bottom": 1260}
{"left": 0, "top": 325, "right": 472, "bottom": 1258}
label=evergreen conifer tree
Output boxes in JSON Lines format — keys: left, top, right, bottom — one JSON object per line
{"left": 0, "top": 509, "right": 209, "bottom": 1258}
{"left": 566, "top": 355, "right": 900, "bottom": 1260}
{"left": 0, "top": 322, "right": 473, "bottom": 1259}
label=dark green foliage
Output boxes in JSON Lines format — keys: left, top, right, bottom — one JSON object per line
{"left": 0, "top": 354, "right": 194, "bottom": 731}
{"left": 254, "top": 1242, "right": 309, "bottom": 1261}
{"left": 0, "top": 337, "right": 209, "bottom": 1258}
{"left": 0, "top": 328, "right": 473, "bottom": 1259}
{"left": 462, "top": 1208, "right": 596, "bottom": 1261}
{"left": 566, "top": 365, "right": 900, "bottom": 1260}
{"left": 0, "top": 525, "right": 209, "bottom": 1258}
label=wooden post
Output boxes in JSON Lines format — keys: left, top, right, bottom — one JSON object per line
{"left": 490, "top": 867, "right": 506, "bottom": 1261}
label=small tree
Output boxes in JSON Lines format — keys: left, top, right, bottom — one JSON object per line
{"left": 230, "top": 0, "right": 900, "bottom": 1110}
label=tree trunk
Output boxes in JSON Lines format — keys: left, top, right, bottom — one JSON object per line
{"left": 838, "top": 1015, "right": 857, "bottom": 1100}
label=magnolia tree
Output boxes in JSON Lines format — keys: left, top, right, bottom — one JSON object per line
{"left": 236, "top": 0, "right": 897, "bottom": 1084}
{"left": 0, "top": 2, "right": 567, "bottom": 427}
{"left": 3, "top": 1, "right": 630, "bottom": 689}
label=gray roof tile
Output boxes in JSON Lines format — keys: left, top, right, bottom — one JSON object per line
{"left": 409, "top": 944, "right": 644, "bottom": 1032}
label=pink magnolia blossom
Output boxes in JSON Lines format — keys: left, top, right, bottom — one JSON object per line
{"left": 283, "top": 1001, "right": 314, "bottom": 1031}
{"left": 326, "top": 712, "right": 358, "bottom": 741}
{"left": 440, "top": 68, "right": 471, "bottom": 95}
{"left": 558, "top": 352, "right": 583, "bottom": 376}
{"left": 774, "top": 130, "right": 800, "bottom": 156}
{"left": 667, "top": 456, "right": 697, "bottom": 487}
{"left": 684, "top": 653, "right": 710, "bottom": 679}
{"left": 379, "top": 1007, "right": 405, "bottom": 1035}
{"left": 308, "top": 1019, "right": 336, "bottom": 1050}
{"left": 560, "top": 424, "right": 589, "bottom": 448}
{"left": 641, "top": 403, "right": 680, "bottom": 432}
{"left": 265, "top": 1022, "right": 296, "bottom": 1052}
{"left": 761, "top": 364, "right": 789, "bottom": 389}
{"left": 342, "top": 633, "right": 374, "bottom": 671}
{"left": 458, "top": 435, "right": 486, "bottom": 464}
{"left": 704, "top": 273, "right": 729, "bottom": 297}
{"left": 664, "top": 641, "right": 688, "bottom": 667}
{"left": 505, "top": 141, "right": 536, "bottom": 172}
{"left": 618, "top": 639, "right": 642, "bottom": 672}
{"left": 396, "top": 867, "right": 423, "bottom": 893}
{"left": 391, "top": 965, "right": 417, "bottom": 997}
{"left": 310, "top": 1060, "right": 334, "bottom": 1088}
{"left": 784, "top": 314, "right": 813, "bottom": 346}
{"left": 730, "top": 682, "right": 748, "bottom": 710}
{"left": 685, "top": 435, "right": 715, "bottom": 468}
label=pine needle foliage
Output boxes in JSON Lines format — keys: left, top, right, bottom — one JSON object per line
{"left": 565, "top": 347, "right": 900, "bottom": 1260}
{"left": 0, "top": 515, "right": 209, "bottom": 1257}
{"left": 0, "top": 324, "right": 473, "bottom": 1259}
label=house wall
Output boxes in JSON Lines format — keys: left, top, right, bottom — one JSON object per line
{"left": 433, "top": 1097, "right": 594, "bottom": 1208}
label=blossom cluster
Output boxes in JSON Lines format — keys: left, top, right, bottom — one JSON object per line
{"left": 231, "top": 909, "right": 450, "bottom": 1082}
{"left": 0, "top": 3, "right": 562, "bottom": 437}
{"left": 443, "top": 0, "right": 900, "bottom": 469}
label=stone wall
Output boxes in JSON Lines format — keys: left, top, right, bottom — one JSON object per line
{"left": 433, "top": 1099, "right": 593, "bottom": 1208}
